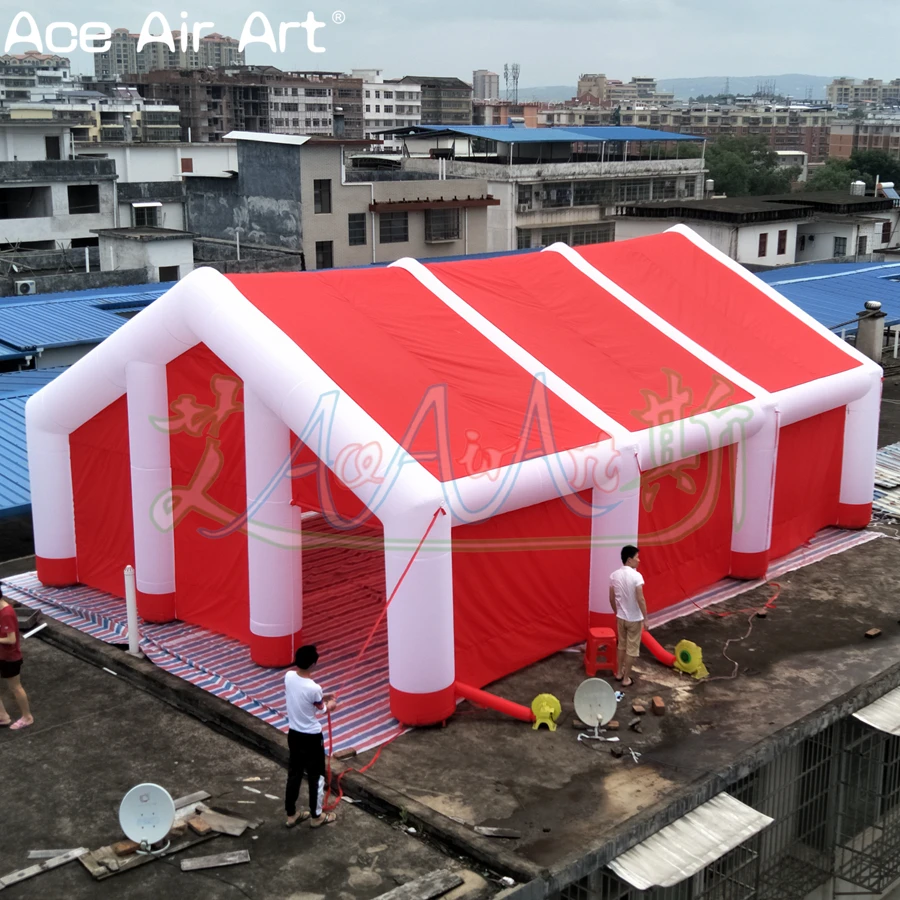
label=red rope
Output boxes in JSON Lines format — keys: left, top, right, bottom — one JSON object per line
{"left": 690, "top": 581, "right": 781, "bottom": 619}
{"left": 320, "top": 506, "right": 446, "bottom": 813}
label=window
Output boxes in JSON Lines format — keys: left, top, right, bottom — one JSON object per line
{"left": 543, "top": 182, "right": 573, "bottom": 208}
{"left": 313, "top": 179, "right": 332, "bottom": 214}
{"left": 798, "top": 234, "right": 807, "bottom": 252}
{"left": 133, "top": 205, "right": 159, "bottom": 227}
{"left": 777, "top": 229, "right": 787, "bottom": 255}
{"left": 425, "top": 208, "right": 460, "bottom": 242}
{"left": 834, "top": 236, "right": 848, "bottom": 257}
{"left": 884, "top": 221, "right": 892, "bottom": 244}
{"left": 67, "top": 184, "right": 100, "bottom": 215}
{"left": 516, "top": 228, "right": 532, "bottom": 250}
{"left": 180, "top": 157, "right": 193, "bottom": 173}
{"left": 384, "top": 90, "right": 393, "bottom": 98}
{"left": 375, "top": 105, "right": 380, "bottom": 113}
{"left": 44, "top": 135, "right": 61, "bottom": 160}
{"left": 365, "top": 89, "right": 370, "bottom": 98}
{"left": 158, "top": 265, "right": 179, "bottom": 281}
{"left": 348, "top": 212, "right": 366, "bottom": 246}
{"left": 365, "top": 104, "right": 370, "bottom": 113}
{"left": 384, "top": 105, "right": 393, "bottom": 113}
{"left": 572, "top": 223, "right": 614, "bottom": 245}
{"left": 379, "top": 211, "right": 408, "bottom": 243}
{"left": 315, "top": 240, "right": 334, "bottom": 269}
{"left": 858, "top": 235, "right": 868, "bottom": 256}
{"left": 758, "top": 232, "right": 768, "bottom": 257}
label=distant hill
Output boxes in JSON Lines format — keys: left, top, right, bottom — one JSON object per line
{"left": 656, "top": 74, "right": 841, "bottom": 101}
{"left": 517, "top": 75, "right": 844, "bottom": 105}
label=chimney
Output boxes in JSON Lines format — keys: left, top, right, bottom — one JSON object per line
{"left": 856, "top": 300, "right": 886, "bottom": 363}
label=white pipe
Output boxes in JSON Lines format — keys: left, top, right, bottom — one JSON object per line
{"left": 124, "top": 565, "right": 142, "bottom": 657}
{"left": 84, "top": 247, "right": 90, "bottom": 273}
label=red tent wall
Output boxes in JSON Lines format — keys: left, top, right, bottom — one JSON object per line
{"left": 638, "top": 447, "right": 734, "bottom": 611}
{"left": 769, "top": 407, "right": 845, "bottom": 561}
{"left": 167, "top": 344, "right": 250, "bottom": 643}
{"left": 451, "top": 492, "right": 592, "bottom": 688}
{"left": 70, "top": 396, "right": 135, "bottom": 597}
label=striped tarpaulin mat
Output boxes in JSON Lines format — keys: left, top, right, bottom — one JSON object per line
{"left": 2, "top": 526, "right": 405, "bottom": 755}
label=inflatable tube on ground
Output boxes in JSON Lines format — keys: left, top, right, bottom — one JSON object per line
{"left": 454, "top": 681, "right": 536, "bottom": 723}
{"left": 642, "top": 631, "right": 676, "bottom": 667}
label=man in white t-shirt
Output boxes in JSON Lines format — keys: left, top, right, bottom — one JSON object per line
{"left": 609, "top": 545, "right": 647, "bottom": 688}
{"left": 284, "top": 644, "right": 338, "bottom": 829}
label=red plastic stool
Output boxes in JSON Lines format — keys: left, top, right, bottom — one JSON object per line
{"left": 584, "top": 627, "right": 617, "bottom": 676}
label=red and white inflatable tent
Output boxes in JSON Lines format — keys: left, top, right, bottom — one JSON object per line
{"left": 26, "top": 226, "right": 881, "bottom": 725}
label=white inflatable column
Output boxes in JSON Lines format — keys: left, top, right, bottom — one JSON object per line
{"left": 126, "top": 361, "right": 176, "bottom": 621}
{"left": 244, "top": 386, "right": 303, "bottom": 667}
{"left": 385, "top": 507, "right": 455, "bottom": 726}
{"left": 26, "top": 392, "right": 77, "bottom": 586}
{"left": 589, "top": 452, "right": 641, "bottom": 628}
{"left": 730, "top": 404, "right": 779, "bottom": 579}
{"left": 839, "top": 371, "right": 882, "bottom": 528}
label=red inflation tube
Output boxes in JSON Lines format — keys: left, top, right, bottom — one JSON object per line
{"left": 454, "top": 681, "right": 536, "bottom": 723}
{"left": 641, "top": 630, "right": 676, "bottom": 667}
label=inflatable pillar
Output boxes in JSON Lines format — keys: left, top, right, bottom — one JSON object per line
{"left": 730, "top": 405, "right": 778, "bottom": 579}
{"left": 125, "top": 361, "right": 176, "bottom": 621}
{"left": 26, "top": 399, "right": 78, "bottom": 586}
{"left": 244, "top": 387, "right": 303, "bottom": 667}
{"left": 386, "top": 509, "right": 456, "bottom": 726}
{"left": 588, "top": 451, "right": 641, "bottom": 628}
{"left": 839, "top": 372, "right": 882, "bottom": 528}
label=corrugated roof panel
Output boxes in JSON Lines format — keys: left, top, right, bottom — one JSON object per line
{"left": 854, "top": 685, "right": 900, "bottom": 736}
{"left": 0, "top": 367, "right": 70, "bottom": 400}
{"left": 399, "top": 124, "right": 700, "bottom": 143}
{"left": 0, "top": 394, "right": 31, "bottom": 514}
{"left": 608, "top": 793, "right": 773, "bottom": 890}
{"left": 0, "top": 299, "right": 125, "bottom": 349}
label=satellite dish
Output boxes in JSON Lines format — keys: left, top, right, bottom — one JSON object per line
{"left": 119, "top": 783, "right": 176, "bottom": 853}
{"left": 574, "top": 678, "right": 620, "bottom": 744}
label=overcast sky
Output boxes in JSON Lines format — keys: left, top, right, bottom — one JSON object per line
{"left": 4, "top": 0, "right": 897, "bottom": 86}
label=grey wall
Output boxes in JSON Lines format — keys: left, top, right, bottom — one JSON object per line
{"left": 185, "top": 143, "right": 303, "bottom": 250}
{"left": 0, "top": 268, "right": 146, "bottom": 297}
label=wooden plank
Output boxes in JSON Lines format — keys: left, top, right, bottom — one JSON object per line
{"left": 371, "top": 870, "right": 464, "bottom": 900}
{"left": 194, "top": 811, "right": 247, "bottom": 838}
{"left": 473, "top": 826, "right": 521, "bottom": 839}
{"left": 92, "top": 834, "right": 218, "bottom": 881}
{"left": 173, "top": 790, "right": 211, "bottom": 809}
{"left": 27, "top": 850, "right": 81, "bottom": 860}
{"left": 77, "top": 851, "right": 107, "bottom": 878}
{"left": 0, "top": 848, "right": 89, "bottom": 890}
{"left": 180, "top": 850, "right": 250, "bottom": 872}
{"left": 203, "top": 804, "right": 261, "bottom": 830}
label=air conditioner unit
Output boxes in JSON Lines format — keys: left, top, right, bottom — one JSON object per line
{"left": 14, "top": 280, "right": 35, "bottom": 296}
{"left": 516, "top": 203, "right": 531, "bottom": 213}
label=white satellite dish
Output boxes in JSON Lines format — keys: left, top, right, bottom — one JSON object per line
{"left": 574, "top": 678, "right": 620, "bottom": 744}
{"left": 119, "top": 783, "right": 176, "bottom": 853}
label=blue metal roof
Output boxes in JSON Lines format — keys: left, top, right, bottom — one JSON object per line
{"left": 397, "top": 124, "right": 701, "bottom": 143}
{"left": 0, "top": 283, "right": 171, "bottom": 351}
{"left": 757, "top": 262, "right": 900, "bottom": 332}
{"left": 0, "top": 368, "right": 69, "bottom": 517}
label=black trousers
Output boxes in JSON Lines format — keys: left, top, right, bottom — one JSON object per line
{"left": 285, "top": 730, "right": 326, "bottom": 817}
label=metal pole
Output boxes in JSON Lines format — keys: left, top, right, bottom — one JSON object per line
{"left": 236, "top": 229, "right": 240, "bottom": 261}
{"left": 85, "top": 247, "right": 90, "bottom": 273}
{"left": 124, "top": 565, "right": 142, "bottom": 658}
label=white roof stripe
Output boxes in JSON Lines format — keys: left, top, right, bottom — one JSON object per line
{"left": 854, "top": 686, "right": 900, "bottom": 736}
{"left": 545, "top": 242, "right": 771, "bottom": 403}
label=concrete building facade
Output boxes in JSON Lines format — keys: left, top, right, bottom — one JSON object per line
{"left": 399, "top": 76, "right": 473, "bottom": 125}
{"left": 830, "top": 119, "right": 900, "bottom": 161}
{"left": 353, "top": 70, "right": 422, "bottom": 151}
{"left": 828, "top": 77, "right": 900, "bottom": 108}
{"left": 0, "top": 52, "right": 73, "bottom": 103}
{"left": 474, "top": 101, "right": 545, "bottom": 128}
{"left": 473, "top": 70, "right": 500, "bottom": 101}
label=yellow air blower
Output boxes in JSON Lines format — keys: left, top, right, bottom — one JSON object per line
{"left": 531, "top": 693, "right": 562, "bottom": 731}
{"left": 673, "top": 640, "right": 709, "bottom": 679}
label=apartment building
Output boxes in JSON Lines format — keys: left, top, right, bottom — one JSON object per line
{"left": 399, "top": 76, "right": 473, "bottom": 125}
{"left": 0, "top": 53, "right": 73, "bottom": 103}
{"left": 827, "top": 77, "right": 900, "bottom": 108}
{"left": 614, "top": 190, "right": 900, "bottom": 267}
{"left": 473, "top": 70, "right": 500, "bottom": 101}
{"left": 94, "top": 29, "right": 244, "bottom": 78}
{"left": 474, "top": 100, "right": 545, "bottom": 128}
{"left": 184, "top": 132, "right": 495, "bottom": 269}
{"left": 575, "top": 74, "right": 675, "bottom": 106}
{"left": 131, "top": 68, "right": 364, "bottom": 142}
{"left": 640, "top": 103, "right": 835, "bottom": 163}
{"left": 352, "top": 70, "right": 422, "bottom": 151}
{"left": 382, "top": 124, "right": 707, "bottom": 252}
{"left": 540, "top": 105, "right": 613, "bottom": 128}
{"left": 830, "top": 118, "right": 900, "bottom": 161}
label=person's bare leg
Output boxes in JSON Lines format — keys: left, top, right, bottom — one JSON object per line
{"left": 8, "top": 675, "right": 32, "bottom": 728}
{"left": 0, "top": 688, "right": 10, "bottom": 725}
{"left": 621, "top": 654, "right": 635, "bottom": 687}
{"left": 616, "top": 645, "right": 626, "bottom": 681}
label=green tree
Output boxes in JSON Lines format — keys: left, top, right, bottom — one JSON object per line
{"left": 850, "top": 150, "right": 900, "bottom": 185}
{"left": 704, "top": 135, "right": 795, "bottom": 196}
{"left": 805, "top": 158, "right": 871, "bottom": 192}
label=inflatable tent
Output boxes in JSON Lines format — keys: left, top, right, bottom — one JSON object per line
{"left": 26, "top": 226, "right": 881, "bottom": 726}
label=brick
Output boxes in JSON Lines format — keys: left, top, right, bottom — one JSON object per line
{"left": 188, "top": 816, "right": 212, "bottom": 836}
{"left": 652, "top": 697, "right": 665, "bottom": 716}
{"left": 632, "top": 702, "right": 646, "bottom": 716}
{"left": 866, "top": 628, "right": 882, "bottom": 639}
{"left": 169, "top": 821, "right": 188, "bottom": 837}
{"left": 334, "top": 748, "right": 357, "bottom": 761}
{"left": 606, "top": 720, "right": 619, "bottom": 731}
{"left": 628, "top": 717, "right": 642, "bottom": 731}
{"left": 610, "top": 746, "right": 625, "bottom": 758}
{"left": 112, "top": 840, "right": 139, "bottom": 857}
{"left": 572, "top": 719, "right": 589, "bottom": 730}
{"left": 756, "top": 610, "right": 768, "bottom": 619}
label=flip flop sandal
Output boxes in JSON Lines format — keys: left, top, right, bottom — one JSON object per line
{"left": 285, "top": 811, "right": 311, "bottom": 828}
{"left": 310, "top": 812, "right": 336, "bottom": 828}
{"left": 10, "top": 718, "right": 32, "bottom": 730}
